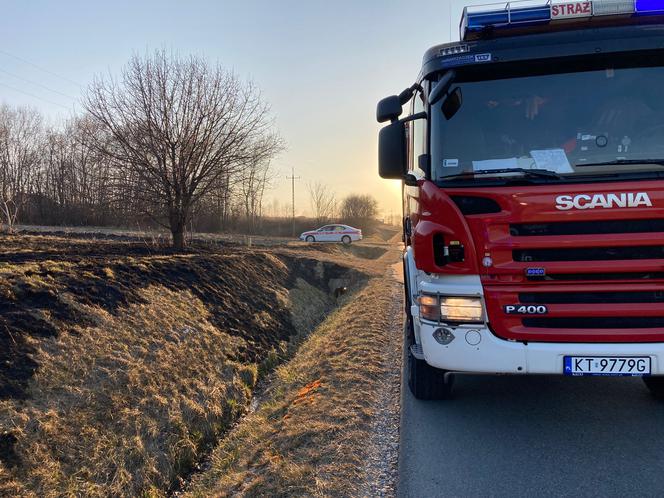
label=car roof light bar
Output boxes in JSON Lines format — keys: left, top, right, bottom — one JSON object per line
{"left": 460, "top": 1, "right": 646, "bottom": 41}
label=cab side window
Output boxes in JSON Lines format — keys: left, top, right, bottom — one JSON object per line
{"left": 411, "top": 91, "right": 426, "bottom": 177}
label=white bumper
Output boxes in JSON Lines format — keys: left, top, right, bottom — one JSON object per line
{"left": 416, "top": 317, "right": 664, "bottom": 374}
{"left": 404, "top": 247, "right": 664, "bottom": 375}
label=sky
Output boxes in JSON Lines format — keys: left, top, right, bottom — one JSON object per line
{"left": 0, "top": 0, "right": 484, "bottom": 219}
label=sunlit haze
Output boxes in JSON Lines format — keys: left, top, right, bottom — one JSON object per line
{"left": 0, "top": 0, "right": 485, "bottom": 220}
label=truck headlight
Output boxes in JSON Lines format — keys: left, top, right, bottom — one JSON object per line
{"left": 419, "top": 294, "right": 484, "bottom": 323}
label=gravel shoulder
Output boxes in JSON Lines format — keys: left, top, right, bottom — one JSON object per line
{"left": 357, "top": 275, "right": 402, "bottom": 498}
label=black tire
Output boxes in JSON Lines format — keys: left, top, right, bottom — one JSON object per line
{"left": 643, "top": 376, "right": 664, "bottom": 399}
{"left": 305, "top": 235, "right": 315, "bottom": 242}
{"left": 405, "top": 317, "right": 454, "bottom": 400}
{"left": 341, "top": 235, "right": 351, "bottom": 245}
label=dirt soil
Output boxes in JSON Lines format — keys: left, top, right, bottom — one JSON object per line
{"left": 0, "top": 233, "right": 377, "bottom": 496}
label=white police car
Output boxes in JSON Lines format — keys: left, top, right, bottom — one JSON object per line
{"left": 300, "top": 224, "right": 362, "bottom": 244}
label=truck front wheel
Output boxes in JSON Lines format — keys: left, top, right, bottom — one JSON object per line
{"left": 405, "top": 318, "right": 454, "bottom": 400}
{"left": 643, "top": 376, "right": 664, "bottom": 399}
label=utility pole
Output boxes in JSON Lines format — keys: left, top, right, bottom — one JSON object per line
{"left": 286, "top": 167, "right": 300, "bottom": 237}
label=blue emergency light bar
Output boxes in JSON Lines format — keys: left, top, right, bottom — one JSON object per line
{"left": 636, "top": 0, "right": 664, "bottom": 12}
{"left": 460, "top": 1, "right": 664, "bottom": 41}
{"left": 462, "top": 4, "right": 551, "bottom": 32}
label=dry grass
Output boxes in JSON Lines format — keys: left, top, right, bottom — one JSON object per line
{"left": 0, "top": 234, "right": 368, "bottom": 496}
{"left": 2, "top": 286, "right": 253, "bottom": 496}
{"left": 183, "top": 272, "right": 403, "bottom": 498}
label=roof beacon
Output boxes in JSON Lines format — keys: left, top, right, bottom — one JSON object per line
{"left": 635, "top": 0, "right": 664, "bottom": 14}
{"left": 459, "top": 1, "right": 650, "bottom": 41}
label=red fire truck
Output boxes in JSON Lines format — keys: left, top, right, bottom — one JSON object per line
{"left": 378, "top": 0, "right": 664, "bottom": 399}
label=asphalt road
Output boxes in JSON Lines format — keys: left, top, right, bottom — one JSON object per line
{"left": 398, "top": 373, "right": 664, "bottom": 497}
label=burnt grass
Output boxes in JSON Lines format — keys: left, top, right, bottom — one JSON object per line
{"left": 0, "top": 233, "right": 357, "bottom": 403}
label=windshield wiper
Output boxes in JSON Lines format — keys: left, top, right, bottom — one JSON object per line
{"left": 576, "top": 159, "right": 664, "bottom": 167}
{"left": 439, "top": 168, "right": 564, "bottom": 182}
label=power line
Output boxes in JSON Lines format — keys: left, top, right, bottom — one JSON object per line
{"left": 449, "top": 0, "right": 453, "bottom": 41}
{"left": 0, "top": 67, "right": 76, "bottom": 100}
{"left": 286, "top": 167, "right": 300, "bottom": 237}
{"left": 0, "top": 81, "right": 72, "bottom": 110}
{"left": 0, "top": 49, "right": 82, "bottom": 88}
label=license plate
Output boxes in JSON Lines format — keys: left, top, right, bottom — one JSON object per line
{"left": 563, "top": 356, "right": 651, "bottom": 376}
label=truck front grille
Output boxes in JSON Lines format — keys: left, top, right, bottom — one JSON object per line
{"left": 523, "top": 317, "right": 664, "bottom": 329}
{"left": 451, "top": 196, "right": 501, "bottom": 215}
{"left": 526, "top": 271, "right": 664, "bottom": 281}
{"left": 519, "top": 291, "right": 664, "bottom": 304}
{"left": 465, "top": 193, "right": 664, "bottom": 342}
{"left": 510, "top": 218, "right": 664, "bottom": 236}
{"left": 513, "top": 245, "right": 664, "bottom": 262}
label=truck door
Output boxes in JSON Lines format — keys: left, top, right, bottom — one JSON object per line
{"left": 405, "top": 89, "right": 426, "bottom": 241}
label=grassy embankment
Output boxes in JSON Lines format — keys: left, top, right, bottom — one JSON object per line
{"left": 0, "top": 234, "right": 370, "bottom": 496}
{"left": 185, "top": 244, "right": 403, "bottom": 497}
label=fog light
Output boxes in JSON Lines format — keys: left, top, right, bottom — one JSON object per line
{"left": 433, "top": 327, "right": 455, "bottom": 345}
{"left": 465, "top": 329, "right": 481, "bottom": 346}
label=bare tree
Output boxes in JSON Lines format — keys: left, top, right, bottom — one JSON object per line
{"left": 33, "top": 116, "right": 115, "bottom": 227}
{"left": 308, "top": 181, "right": 336, "bottom": 226}
{"left": 67, "top": 116, "right": 115, "bottom": 225}
{"left": 83, "top": 49, "right": 282, "bottom": 249}
{"left": 0, "top": 105, "right": 43, "bottom": 232}
{"left": 238, "top": 151, "right": 275, "bottom": 233}
{"left": 340, "top": 194, "right": 378, "bottom": 221}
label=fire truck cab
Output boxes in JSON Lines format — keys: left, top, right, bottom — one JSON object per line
{"left": 378, "top": 0, "right": 664, "bottom": 399}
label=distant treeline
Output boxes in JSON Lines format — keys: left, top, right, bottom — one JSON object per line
{"left": 2, "top": 106, "right": 277, "bottom": 235}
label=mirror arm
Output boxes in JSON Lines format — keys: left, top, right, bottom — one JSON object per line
{"left": 398, "top": 83, "right": 423, "bottom": 106}
{"left": 399, "top": 111, "right": 427, "bottom": 124}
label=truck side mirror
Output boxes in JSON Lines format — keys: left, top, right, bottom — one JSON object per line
{"left": 378, "top": 120, "right": 407, "bottom": 179}
{"left": 442, "top": 87, "right": 463, "bottom": 120}
{"left": 376, "top": 95, "right": 402, "bottom": 123}
{"left": 429, "top": 70, "right": 456, "bottom": 106}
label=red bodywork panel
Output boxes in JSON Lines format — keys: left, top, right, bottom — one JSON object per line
{"left": 411, "top": 181, "right": 478, "bottom": 275}
{"left": 409, "top": 179, "right": 664, "bottom": 343}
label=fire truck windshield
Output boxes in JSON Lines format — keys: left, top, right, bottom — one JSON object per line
{"left": 431, "top": 61, "right": 664, "bottom": 185}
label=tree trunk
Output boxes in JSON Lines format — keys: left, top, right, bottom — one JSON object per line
{"left": 170, "top": 211, "right": 186, "bottom": 251}
{"left": 172, "top": 226, "right": 185, "bottom": 251}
